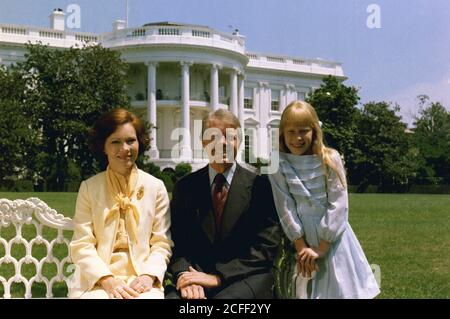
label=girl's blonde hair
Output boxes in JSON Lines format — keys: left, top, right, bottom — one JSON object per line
{"left": 279, "top": 100, "right": 346, "bottom": 187}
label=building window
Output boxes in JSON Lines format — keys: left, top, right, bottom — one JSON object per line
{"left": 244, "top": 87, "right": 253, "bottom": 109}
{"left": 271, "top": 89, "right": 280, "bottom": 111}
{"left": 244, "top": 133, "right": 255, "bottom": 163}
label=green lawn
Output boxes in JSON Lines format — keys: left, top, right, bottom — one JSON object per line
{"left": 1, "top": 192, "right": 449, "bottom": 298}
{"left": 348, "top": 194, "right": 450, "bottom": 299}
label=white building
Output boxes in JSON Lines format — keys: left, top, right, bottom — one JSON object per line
{"left": 0, "top": 9, "right": 345, "bottom": 170}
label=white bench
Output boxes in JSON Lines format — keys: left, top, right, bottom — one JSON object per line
{"left": 0, "top": 198, "right": 73, "bottom": 298}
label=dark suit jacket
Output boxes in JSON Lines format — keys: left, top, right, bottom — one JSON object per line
{"left": 168, "top": 164, "right": 281, "bottom": 294}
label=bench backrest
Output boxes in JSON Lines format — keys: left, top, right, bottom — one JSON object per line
{"left": 0, "top": 198, "right": 73, "bottom": 298}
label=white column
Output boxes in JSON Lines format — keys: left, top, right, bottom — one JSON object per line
{"left": 236, "top": 72, "right": 245, "bottom": 163}
{"left": 281, "top": 84, "right": 288, "bottom": 112}
{"left": 230, "top": 68, "right": 238, "bottom": 115}
{"left": 180, "top": 61, "right": 193, "bottom": 160}
{"left": 287, "top": 84, "right": 296, "bottom": 105}
{"left": 146, "top": 61, "right": 159, "bottom": 159}
{"left": 210, "top": 63, "right": 220, "bottom": 110}
{"left": 257, "top": 82, "right": 269, "bottom": 160}
{"left": 238, "top": 73, "right": 245, "bottom": 131}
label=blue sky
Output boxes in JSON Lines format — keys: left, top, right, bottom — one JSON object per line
{"left": 1, "top": 0, "right": 449, "bottom": 126}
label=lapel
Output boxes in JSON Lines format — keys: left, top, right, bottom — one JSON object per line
{"left": 95, "top": 171, "right": 117, "bottom": 234}
{"left": 196, "top": 166, "right": 216, "bottom": 243}
{"left": 220, "top": 164, "right": 253, "bottom": 240}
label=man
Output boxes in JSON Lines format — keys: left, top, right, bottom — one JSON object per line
{"left": 166, "top": 109, "right": 280, "bottom": 299}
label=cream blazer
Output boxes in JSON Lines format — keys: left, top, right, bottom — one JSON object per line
{"left": 68, "top": 169, "right": 173, "bottom": 298}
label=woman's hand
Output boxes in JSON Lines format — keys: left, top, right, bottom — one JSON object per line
{"left": 99, "top": 275, "right": 140, "bottom": 299}
{"left": 130, "top": 275, "right": 155, "bottom": 294}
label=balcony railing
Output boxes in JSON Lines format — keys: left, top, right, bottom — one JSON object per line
{"left": 101, "top": 25, "right": 245, "bottom": 55}
{"left": 246, "top": 51, "right": 345, "bottom": 77}
{"left": 0, "top": 23, "right": 99, "bottom": 47}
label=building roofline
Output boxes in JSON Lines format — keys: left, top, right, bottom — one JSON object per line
{"left": 142, "top": 21, "right": 210, "bottom": 29}
{"left": 246, "top": 50, "right": 342, "bottom": 67}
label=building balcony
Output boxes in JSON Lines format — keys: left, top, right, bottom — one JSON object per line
{"left": 245, "top": 52, "right": 345, "bottom": 78}
{"left": 0, "top": 22, "right": 245, "bottom": 57}
{"left": 101, "top": 23, "right": 246, "bottom": 56}
{"left": 131, "top": 98, "right": 229, "bottom": 109}
{"left": 0, "top": 23, "right": 99, "bottom": 48}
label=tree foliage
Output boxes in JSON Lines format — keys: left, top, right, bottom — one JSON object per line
{"left": 352, "top": 102, "right": 419, "bottom": 191}
{"left": 9, "top": 43, "right": 130, "bottom": 190}
{"left": 0, "top": 65, "right": 39, "bottom": 180}
{"left": 413, "top": 95, "right": 450, "bottom": 184}
{"left": 306, "top": 76, "right": 360, "bottom": 148}
{"left": 306, "top": 76, "right": 361, "bottom": 183}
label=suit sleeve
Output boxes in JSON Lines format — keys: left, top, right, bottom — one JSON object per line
{"left": 69, "top": 181, "right": 113, "bottom": 290}
{"left": 168, "top": 179, "right": 193, "bottom": 278}
{"left": 139, "top": 179, "right": 174, "bottom": 285}
{"left": 214, "top": 176, "right": 281, "bottom": 284}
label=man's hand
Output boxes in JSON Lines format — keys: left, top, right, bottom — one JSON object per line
{"left": 180, "top": 284, "right": 206, "bottom": 299}
{"left": 176, "top": 266, "right": 221, "bottom": 290}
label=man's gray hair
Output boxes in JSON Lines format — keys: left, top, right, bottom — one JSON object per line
{"left": 201, "top": 109, "right": 241, "bottom": 136}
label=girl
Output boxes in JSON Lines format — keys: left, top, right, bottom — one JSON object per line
{"left": 269, "top": 101, "right": 380, "bottom": 299}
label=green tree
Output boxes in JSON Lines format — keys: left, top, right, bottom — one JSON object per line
{"left": 306, "top": 76, "right": 360, "bottom": 177}
{"left": 413, "top": 95, "right": 450, "bottom": 184}
{"left": 0, "top": 65, "right": 39, "bottom": 181}
{"left": 174, "top": 163, "right": 192, "bottom": 181}
{"left": 11, "top": 43, "right": 130, "bottom": 190}
{"left": 352, "top": 102, "right": 419, "bottom": 192}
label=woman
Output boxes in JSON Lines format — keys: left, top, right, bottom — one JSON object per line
{"left": 69, "top": 108, "right": 173, "bottom": 299}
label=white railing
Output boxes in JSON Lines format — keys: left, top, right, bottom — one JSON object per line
{"left": 0, "top": 23, "right": 99, "bottom": 47}
{"left": 266, "top": 56, "right": 285, "bottom": 63}
{"left": 246, "top": 51, "right": 345, "bottom": 77}
{"left": 38, "top": 31, "right": 64, "bottom": 39}
{"left": 101, "top": 25, "right": 245, "bottom": 55}
{"left": 292, "top": 59, "right": 307, "bottom": 65}
{"left": 131, "top": 28, "right": 146, "bottom": 37}
{"left": 75, "top": 34, "right": 98, "bottom": 42}
{"left": 0, "top": 198, "right": 73, "bottom": 299}
{"left": 158, "top": 28, "right": 180, "bottom": 36}
{"left": 192, "top": 29, "right": 210, "bottom": 38}
{"left": 1, "top": 26, "right": 27, "bottom": 35}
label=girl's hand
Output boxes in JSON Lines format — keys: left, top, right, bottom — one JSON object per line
{"left": 296, "top": 248, "right": 319, "bottom": 277}
{"left": 99, "top": 275, "right": 140, "bottom": 299}
{"left": 311, "top": 240, "right": 331, "bottom": 258}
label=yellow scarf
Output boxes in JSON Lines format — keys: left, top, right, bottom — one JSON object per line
{"left": 105, "top": 165, "right": 140, "bottom": 245}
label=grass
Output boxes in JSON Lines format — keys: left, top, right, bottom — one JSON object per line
{"left": 348, "top": 194, "right": 450, "bottom": 299}
{"left": 1, "top": 192, "right": 449, "bottom": 298}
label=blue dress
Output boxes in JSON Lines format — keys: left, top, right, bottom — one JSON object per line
{"left": 269, "top": 151, "right": 380, "bottom": 299}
